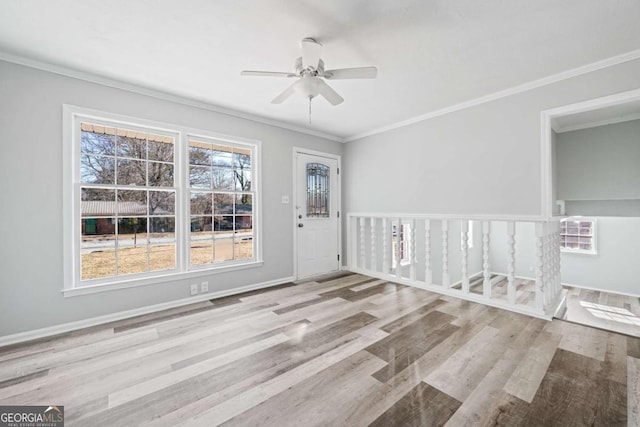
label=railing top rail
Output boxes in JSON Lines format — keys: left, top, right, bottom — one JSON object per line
{"left": 347, "top": 212, "right": 560, "bottom": 223}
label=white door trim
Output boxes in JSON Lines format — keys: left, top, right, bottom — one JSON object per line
{"left": 292, "top": 147, "right": 342, "bottom": 280}
{"left": 540, "top": 87, "right": 640, "bottom": 219}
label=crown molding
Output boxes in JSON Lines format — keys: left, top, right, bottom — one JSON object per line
{"left": 553, "top": 112, "right": 640, "bottom": 133}
{"left": 3, "top": 47, "right": 640, "bottom": 145}
{"left": 0, "top": 51, "right": 344, "bottom": 143}
{"left": 343, "top": 48, "right": 640, "bottom": 142}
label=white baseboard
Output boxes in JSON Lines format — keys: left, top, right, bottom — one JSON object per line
{"left": 346, "top": 267, "right": 550, "bottom": 320}
{"left": 0, "top": 276, "right": 295, "bottom": 348}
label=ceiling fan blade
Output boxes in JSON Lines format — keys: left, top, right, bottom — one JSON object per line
{"left": 301, "top": 38, "right": 322, "bottom": 70}
{"left": 317, "top": 80, "right": 344, "bottom": 106}
{"left": 271, "top": 81, "right": 299, "bottom": 104}
{"left": 241, "top": 71, "right": 296, "bottom": 77}
{"left": 324, "top": 66, "right": 377, "bottom": 79}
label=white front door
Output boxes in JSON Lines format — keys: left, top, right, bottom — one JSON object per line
{"left": 295, "top": 151, "right": 340, "bottom": 279}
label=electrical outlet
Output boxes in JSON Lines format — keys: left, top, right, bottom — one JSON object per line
{"left": 201, "top": 281, "right": 209, "bottom": 293}
{"left": 190, "top": 284, "right": 198, "bottom": 295}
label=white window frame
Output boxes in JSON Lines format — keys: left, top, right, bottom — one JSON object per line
{"left": 560, "top": 216, "right": 597, "bottom": 255}
{"left": 63, "top": 105, "right": 262, "bottom": 296}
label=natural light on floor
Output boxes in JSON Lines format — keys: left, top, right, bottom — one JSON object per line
{"left": 580, "top": 301, "right": 640, "bottom": 326}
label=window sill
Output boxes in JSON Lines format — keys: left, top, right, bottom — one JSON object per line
{"left": 62, "top": 260, "right": 264, "bottom": 297}
{"left": 560, "top": 249, "right": 597, "bottom": 256}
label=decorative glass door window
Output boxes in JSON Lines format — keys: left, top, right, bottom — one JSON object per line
{"left": 560, "top": 217, "right": 597, "bottom": 254}
{"left": 306, "top": 163, "right": 330, "bottom": 217}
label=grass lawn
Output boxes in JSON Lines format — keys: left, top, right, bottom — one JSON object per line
{"left": 81, "top": 240, "right": 252, "bottom": 280}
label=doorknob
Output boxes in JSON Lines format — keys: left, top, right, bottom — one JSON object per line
{"left": 298, "top": 223, "right": 304, "bottom": 228}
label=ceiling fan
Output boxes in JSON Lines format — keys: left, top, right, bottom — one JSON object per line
{"left": 241, "top": 38, "right": 377, "bottom": 107}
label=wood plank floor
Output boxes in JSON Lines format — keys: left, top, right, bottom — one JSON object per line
{"left": 0, "top": 273, "right": 638, "bottom": 426}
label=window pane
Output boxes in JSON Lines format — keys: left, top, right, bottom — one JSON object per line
{"left": 117, "top": 217, "right": 148, "bottom": 247}
{"left": 81, "top": 245, "right": 115, "bottom": 280}
{"left": 81, "top": 188, "right": 116, "bottom": 217}
{"left": 234, "top": 169, "right": 251, "bottom": 191}
{"left": 190, "top": 192, "right": 212, "bottom": 215}
{"left": 214, "top": 237, "right": 234, "bottom": 262}
{"left": 233, "top": 149, "right": 251, "bottom": 169}
{"left": 191, "top": 240, "right": 213, "bottom": 265}
{"left": 306, "top": 163, "right": 330, "bottom": 218}
{"left": 147, "top": 137, "right": 174, "bottom": 162}
{"left": 117, "top": 245, "right": 149, "bottom": 275}
{"left": 81, "top": 155, "right": 115, "bottom": 184}
{"left": 117, "top": 159, "right": 146, "bottom": 186}
{"left": 117, "top": 190, "right": 147, "bottom": 216}
{"left": 214, "top": 193, "right": 234, "bottom": 214}
{"left": 149, "top": 191, "right": 175, "bottom": 215}
{"left": 235, "top": 194, "right": 252, "bottom": 214}
{"left": 190, "top": 166, "right": 211, "bottom": 188}
{"left": 191, "top": 216, "right": 212, "bottom": 234}
{"left": 212, "top": 168, "right": 235, "bottom": 190}
{"left": 235, "top": 215, "right": 252, "bottom": 230}
{"left": 148, "top": 162, "right": 174, "bottom": 187}
{"left": 214, "top": 215, "right": 234, "bottom": 232}
{"left": 189, "top": 140, "right": 212, "bottom": 166}
{"left": 150, "top": 217, "right": 175, "bottom": 244}
{"left": 149, "top": 244, "right": 176, "bottom": 271}
{"left": 212, "top": 146, "right": 233, "bottom": 166}
{"left": 235, "top": 235, "right": 253, "bottom": 260}
{"left": 117, "top": 134, "right": 146, "bottom": 159}
{"left": 81, "top": 214, "right": 116, "bottom": 280}
{"left": 81, "top": 127, "right": 115, "bottom": 156}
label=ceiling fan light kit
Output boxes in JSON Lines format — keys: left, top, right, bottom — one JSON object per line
{"left": 241, "top": 37, "right": 377, "bottom": 120}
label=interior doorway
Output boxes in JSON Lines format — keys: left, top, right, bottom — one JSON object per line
{"left": 541, "top": 88, "right": 640, "bottom": 336}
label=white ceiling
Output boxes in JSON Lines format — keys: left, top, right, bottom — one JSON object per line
{"left": 1, "top": 0, "right": 640, "bottom": 140}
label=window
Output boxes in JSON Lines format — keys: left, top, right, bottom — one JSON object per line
{"left": 306, "top": 163, "right": 330, "bottom": 217}
{"left": 560, "top": 217, "right": 597, "bottom": 254}
{"left": 79, "top": 122, "right": 177, "bottom": 281}
{"left": 65, "top": 106, "right": 261, "bottom": 293}
{"left": 188, "top": 138, "right": 254, "bottom": 267}
{"left": 392, "top": 221, "right": 411, "bottom": 268}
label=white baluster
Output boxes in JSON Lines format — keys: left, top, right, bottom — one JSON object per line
{"left": 349, "top": 216, "right": 358, "bottom": 270}
{"left": 370, "top": 217, "right": 377, "bottom": 272}
{"left": 396, "top": 217, "right": 402, "bottom": 279}
{"left": 425, "top": 219, "right": 432, "bottom": 286}
{"left": 410, "top": 219, "right": 417, "bottom": 281}
{"left": 534, "top": 222, "right": 545, "bottom": 312}
{"left": 507, "top": 221, "right": 516, "bottom": 305}
{"left": 359, "top": 217, "right": 366, "bottom": 270}
{"left": 461, "top": 220, "right": 469, "bottom": 293}
{"left": 555, "top": 222, "right": 562, "bottom": 300}
{"left": 543, "top": 223, "right": 550, "bottom": 311}
{"left": 442, "top": 220, "right": 450, "bottom": 287}
{"left": 382, "top": 218, "right": 389, "bottom": 274}
{"left": 482, "top": 221, "right": 491, "bottom": 298}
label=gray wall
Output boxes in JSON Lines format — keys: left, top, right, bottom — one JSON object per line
{"left": 556, "top": 119, "right": 640, "bottom": 216}
{"left": 343, "top": 59, "right": 640, "bottom": 217}
{"left": 0, "top": 60, "right": 342, "bottom": 337}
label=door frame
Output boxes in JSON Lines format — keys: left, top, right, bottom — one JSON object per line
{"left": 540, "top": 87, "right": 640, "bottom": 218}
{"left": 292, "top": 147, "right": 342, "bottom": 280}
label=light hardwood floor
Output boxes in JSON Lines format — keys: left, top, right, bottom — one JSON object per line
{"left": 0, "top": 273, "right": 638, "bottom": 426}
